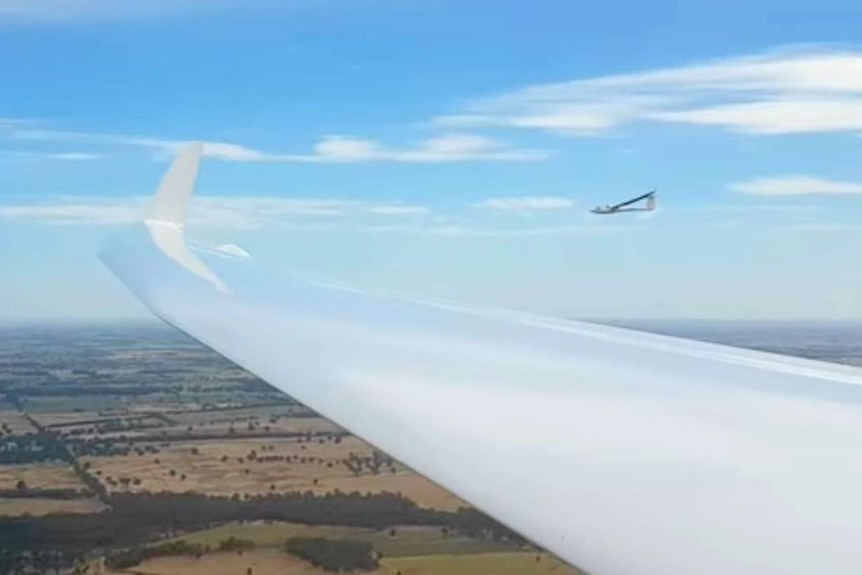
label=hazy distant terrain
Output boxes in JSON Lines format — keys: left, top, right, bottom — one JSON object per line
{"left": 1, "top": 320, "right": 860, "bottom": 575}
{"left": 608, "top": 320, "right": 862, "bottom": 367}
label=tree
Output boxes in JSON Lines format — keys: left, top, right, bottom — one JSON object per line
{"left": 15, "top": 479, "right": 27, "bottom": 491}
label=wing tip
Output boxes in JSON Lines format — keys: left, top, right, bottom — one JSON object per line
{"left": 147, "top": 141, "right": 205, "bottom": 227}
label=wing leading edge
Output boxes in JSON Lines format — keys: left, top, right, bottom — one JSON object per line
{"left": 610, "top": 189, "right": 655, "bottom": 210}
{"left": 101, "top": 145, "right": 862, "bottom": 575}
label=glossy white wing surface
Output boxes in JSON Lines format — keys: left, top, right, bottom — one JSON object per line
{"left": 100, "top": 145, "right": 862, "bottom": 575}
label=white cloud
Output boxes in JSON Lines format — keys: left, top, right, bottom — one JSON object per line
{"left": 472, "top": 196, "right": 576, "bottom": 213}
{"left": 650, "top": 98, "right": 862, "bottom": 135}
{"left": 730, "top": 176, "right": 862, "bottom": 196}
{"left": 7, "top": 128, "right": 550, "bottom": 164}
{"left": 305, "top": 133, "right": 548, "bottom": 163}
{"left": 435, "top": 45, "right": 862, "bottom": 136}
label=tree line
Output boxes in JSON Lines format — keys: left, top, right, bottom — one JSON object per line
{"left": 285, "top": 537, "right": 379, "bottom": 572}
{"left": 0, "top": 489, "right": 525, "bottom": 555}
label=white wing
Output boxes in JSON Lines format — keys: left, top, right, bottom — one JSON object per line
{"left": 100, "top": 145, "right": 862, "bottom": 575}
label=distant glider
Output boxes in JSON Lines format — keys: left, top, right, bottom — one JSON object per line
{"left": 591, "top": 189, "right": 656, "bottom": 215}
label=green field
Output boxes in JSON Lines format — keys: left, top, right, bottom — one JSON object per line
{"left": 108, "top": 549, "right": 583, "bottom": 575}
{"left": 382, "top": 552, "right": 583, "bottom": 575}
{"left": 174, "top": 522, "right": 517, "bottom": 557}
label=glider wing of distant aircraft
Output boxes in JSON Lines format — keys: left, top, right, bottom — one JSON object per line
{"left": 591, "top": 189, "right": 656, "bottom": 214}
{"left": 101, "top": 145, "right": 862, "bottom": 575}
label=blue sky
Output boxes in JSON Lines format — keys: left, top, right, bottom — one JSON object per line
{"left": 3, "top": 0, "right": 862, "bottom": 322}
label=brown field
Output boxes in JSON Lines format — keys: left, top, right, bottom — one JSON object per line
{"left": 0, "top": 463, "right": 87, "bottom": 492}
{"left": 0, "top": 497, "right": 106, "bottom": 517}
{"left": 83, "top": 436, "right": 464, "bottom": 510}
{"left": 0, "top": 410, "right": 37, "bottom": 434}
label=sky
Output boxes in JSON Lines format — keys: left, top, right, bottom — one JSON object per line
{"left": 3, "top": 0, "right": 862, "bottom": 322}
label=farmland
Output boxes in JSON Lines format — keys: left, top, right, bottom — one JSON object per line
{"left": 4, "top": 320, "right": 858, "bottom": 574}
{"left": 0, "top": 324, "right": 560, "bottom": 574}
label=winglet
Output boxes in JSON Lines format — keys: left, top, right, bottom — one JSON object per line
{"left": 141, "top": 142, "right": 231, "bottom": 294}
{"left": 147, "top": 142, "right": 205, "bottom": 227}
{"left": 647, "top": 189, "right": 657, "bottom": 211}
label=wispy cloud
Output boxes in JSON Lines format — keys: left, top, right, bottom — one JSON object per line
{"left": 0, "top": 0, "right": 233, "bottom": 22}
{"left": 771, "top": 222, "right": 862, "bottom": 233}
{"left": 472, "top": 196, "right": 576, "bottom": 213}
{"left": 346, "top": 223, "right": 632, "bottom": 238}
{"left": 0, "top": 150, "right": 105, "bottom": 162}
{"left": 0, "top": 195, "right": 634, "bottom": 237}
{"left": 670, "top": 204, "right": 822, "bottom": 214}
{"left": 0, "top": 196, "right": 433, "bottom": 228}
{"left": 730, "top": 176, "right": 862, "bottom": 196}
{"left": 366, "top": 205, "right": 430, "bottom": 216}
{"left": 0, "top": 202, "right": 141, "bottom": 226}
{"left": 7, "top": 127, "right": 551, "bottom": 164}
{"left": 435, "top": 45, "right": 862, "bottom": 136}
